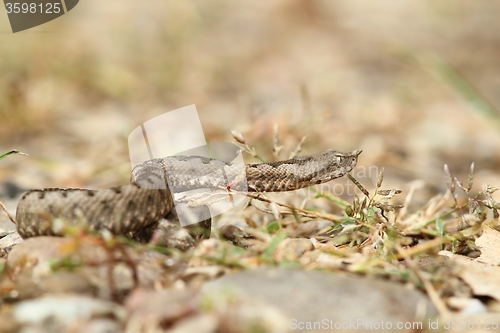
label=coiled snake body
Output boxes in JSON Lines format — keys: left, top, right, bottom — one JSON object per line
{"left": 15, "top": 149, "right": 362, "bottom": 240}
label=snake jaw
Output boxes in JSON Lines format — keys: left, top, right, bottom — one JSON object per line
{"left": 348, "top": 149, "right": 362, "bottom": 170}
{"left": 333, "top": 149, "right": 361, "bottom": 174}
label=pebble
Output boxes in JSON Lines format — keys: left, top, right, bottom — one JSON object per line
{"left": 201, "top": 268, "right": 438, "bottom": 333}
{"left": 13, "top": 295, "right": 125, "bottom": 328}
{"left": 6, "top": 236, "right": 179, "bottom": 300}
{"left": 0, "top": 231, "right": 23, "bottom": 258}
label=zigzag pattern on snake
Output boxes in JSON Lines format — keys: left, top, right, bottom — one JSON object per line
{"left": 15, "top": 149, "right": 362, "bottom": 240}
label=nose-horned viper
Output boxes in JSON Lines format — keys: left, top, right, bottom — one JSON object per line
{"left": 15, "top": 149, "right": 362, "bottom": 241}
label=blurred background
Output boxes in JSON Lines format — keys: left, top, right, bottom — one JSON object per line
{"left": 1, "top": 0, "right": 500, "bottom": 227}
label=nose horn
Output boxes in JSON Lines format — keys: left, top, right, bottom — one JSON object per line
{"left": 353, "top": 149, "right": 362, "bottom": 156}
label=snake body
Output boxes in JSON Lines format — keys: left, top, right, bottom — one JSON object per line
{"left": 16, "top": 149, "right": 362, "bottom": 239}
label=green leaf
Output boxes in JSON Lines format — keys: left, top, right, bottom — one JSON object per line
{"left": 266, "top": 220, "right": 281, "bottom": 234}
{"left": 436, "top": 218, "right": 444, "bottom": 236}
{"left": 0, "top": 149, "right": 28, "bottom": 161}
{"left": 262, "top": 232, "right": 288, "bottom": 264}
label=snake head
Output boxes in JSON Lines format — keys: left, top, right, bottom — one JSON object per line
{"left": 353, "top": 149, "right": 363, "bottom": 157}
{"left": 333, "top": 149, "right": 362, "bottom": 172}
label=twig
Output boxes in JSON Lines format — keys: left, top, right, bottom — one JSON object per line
{"left": 245, "top": 193, "right": 342, "bottom": 222}
{"left": 0, "top": 149, "right": 28, "bottom": 160}
{"left": 0, "top": 200, "right": 16, "bottom": 224}
{"left": 272, "top": 124, "right": 283, "bottom": 161}
{"left": 395, "top": 244, "right": 451, "bottom": 317}
{"left": 393, "top": 237, "right": 448, "bottom": 260}
{"left": 289, "top": 135, "right": 307, "bottom": 159}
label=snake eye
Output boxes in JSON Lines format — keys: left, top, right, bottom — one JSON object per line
{"left": 337, "top": 156, "right": 344, "bottom": 164}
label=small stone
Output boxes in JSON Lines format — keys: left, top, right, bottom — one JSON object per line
{"left": 0, "top": 231, "right": 23, "bottom": 258}
{"left": 6, "top": 236, "right": 176, "bottom": 300}
{"left": 168, "top": 314, "right": 218, "bottom": 333}
{"left": 201, "top": 268, "right": 437, "bottom": 333}
{"left": 125, "top": 288, "right": 199, "bottom": 331}
{"left": 38, "top": 271, "right": 97, "bottom": 296}
{"left": 274, "top": 238, "right": 314, "bottom": 262}
{"left": 13, "top": 295, "right": 125, "bottom": 326}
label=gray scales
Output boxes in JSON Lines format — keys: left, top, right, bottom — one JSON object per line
{"left": 15, "top": 149, "right": 362, "bottom": 241}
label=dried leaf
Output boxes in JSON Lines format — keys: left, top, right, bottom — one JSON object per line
{"left": 475, "top": 226, "right": 500, "bottom": 265}
{"left": 443, "top": 252, "right": 500, "bottom": 302}
{"left": 376, "top": 189, "right": 402, "bottom": 196}
{"left": 245, "top": 218, "right": 258, "bottom": 228}
{"left": 443, "top": 164, "right": 455, "bottom": 194}
{"left": 231, "top": 130, "right": 246, "bottom": 144}
{"left": 270, "top": 200, "right": 282, "bottom": 222}
{"left": 467, "top": 162, "right": 475, "bottom": 192}
{"left": 289, "top": 135, "right": 308, "bottom": 159}
{"left": 376, "top": 167, "right": 385, "bottom": 189}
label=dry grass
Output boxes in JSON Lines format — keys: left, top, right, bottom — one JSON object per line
{"left": 2, "top": 0, "right": 500, "bottom": 321}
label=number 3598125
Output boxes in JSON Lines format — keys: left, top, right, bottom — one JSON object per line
{"left": 5, "top": 3, "right": 62, "bottom": 14}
